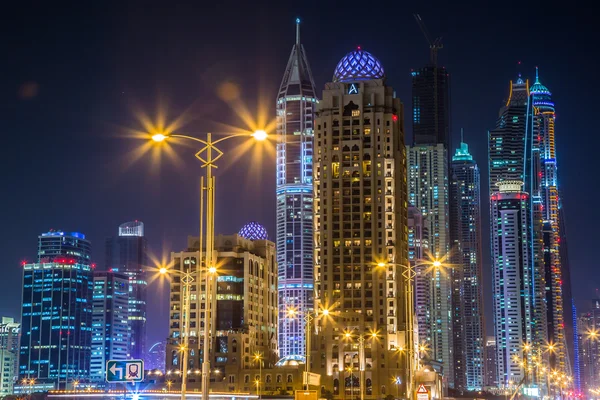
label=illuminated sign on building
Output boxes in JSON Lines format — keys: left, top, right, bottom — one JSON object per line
{"left": 348, "top": 83, "right": 359, "bottom": 95}
{"left": 0, "top": 324, "right": 20, "bottom": 334}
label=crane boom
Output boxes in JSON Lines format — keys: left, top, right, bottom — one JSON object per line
{"left": 413, "top": 13, "right": 443, "bottom": 66}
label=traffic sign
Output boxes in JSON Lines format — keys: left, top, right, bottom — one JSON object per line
{"left": 416, "top": 384, "right": 429, "bottom": 400}
{"left": 106, "top": 360, "right": 144, "bottom": 382}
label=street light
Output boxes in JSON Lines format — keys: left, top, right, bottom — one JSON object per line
{"left": 254, "top": 352, "right": 263, "bottom": 400}
{"left": 377, "top": 258, "right": 445, "bottom": 399}
{"left": 151, "top": 129, "right": 267, "bottom": 400}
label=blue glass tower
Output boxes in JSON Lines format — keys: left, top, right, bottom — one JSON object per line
{"left": 276, "top": 18, "right": 317, "bottom": 358}
{"left": 19, "top": 231, "right": 93, "bottom": 389}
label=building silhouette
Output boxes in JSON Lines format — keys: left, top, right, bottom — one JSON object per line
{"left": 312, "top": 48, "right": 408, "bottom": 399}
{"left": 105, "top": 221, "right": 148, "bottom": 361}
{"left": 275, "top": 19, "right": 318, "bottom": 359}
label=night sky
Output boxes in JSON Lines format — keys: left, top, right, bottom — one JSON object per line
{"left": 2, "top": 1, "right": 599, "bottom": 346}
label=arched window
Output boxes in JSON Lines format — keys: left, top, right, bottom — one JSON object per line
{"left": 333, "top": 379, "right": 339, "bottom": 395}
{"left": 287, "top": 374, "right": 293, "bottom": 383}
{"left": 351, "top": 144, "right": 359, "bottom": 151}
{"left": 366, "top": 379, "right": 372, "bottom": 395}
{"left": 266, "top": 375, "right": 272, "bottom": 383}
{"left": 244, "top": 375, "right": 250, "bottom": 383}
{"left": 172, "top": 350, "right": 178, "bottom": 366}
{"left": 381, "top": 385, "right": 386, "bottom": 394}
{"left": 343, "top": 145, "right": 350, "bottom": 152}
{"left": 276, "top": 375, "right": 282, "bottom": 383}
{"left": 232, "top": 339, "right": 237, "bottom": 353}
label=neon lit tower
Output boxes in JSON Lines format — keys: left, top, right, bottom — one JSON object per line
{"left": 531, "top": 68, "right": 573, "bottom": 375}
{"left": 276, "top": 18, "right": 318, "bottom": 358}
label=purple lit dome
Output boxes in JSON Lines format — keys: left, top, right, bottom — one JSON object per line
{"left": 239, "top": 221, "right": 268, "bottom": 241}
{"left": 333, "top": 48, "right": 385, "bottom": 82}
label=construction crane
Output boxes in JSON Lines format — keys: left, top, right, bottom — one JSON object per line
{"left": 413, "top": 13, "right": 443, "bottom": 66}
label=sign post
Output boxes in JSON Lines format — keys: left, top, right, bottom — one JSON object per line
{"left": 106, "top": 360, "right": 144, "bottom": 383}
{"left": 416, "top": 384, "right": 429, "bottom": 400}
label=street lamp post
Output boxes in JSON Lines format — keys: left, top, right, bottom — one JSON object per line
{"left": 152, "top": 129, "right": 267, "bottom": 400}
{"left": 254, "top": 352, "right": 263, "bottom": 400}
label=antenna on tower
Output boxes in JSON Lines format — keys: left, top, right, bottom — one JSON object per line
{"left": 414, "top": 13, "right": 443, "bottom": 66}
{"left": 461, "top": 128, "right": 464, "bottom": 143}
{"left": 296, "top": 18, "right": 301, "bottom": 45}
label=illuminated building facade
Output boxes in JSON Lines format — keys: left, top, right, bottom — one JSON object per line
{"left": 19, "top": 231, "right": 93, "bottom": 388}
{"left": 577, "top": 301, "right": 600, "bottom": 392}
{"left": 407, "top": 144, "right": 453, "bottom": 385}
{"left": 166, "top": 229, "right": 278, "bottom": 389}
{"left": 312, "top": 48, "right": 408, "bottom": 399}
{"left": 105, "top": 220, "right": 148, "bottom": 361}
{"left": 1, "top": 317, "right": 20, "bottom": 396}
{"left": 484, "top": 337, "right": 497, "bottom": 388}
{"left": 490, "top": 181, "right": 534, "bottom": 387}
{"left": 276, "top": 19, "right": 317, "bottom": 358}
{"left": 450, "top": 141, "right": 484, "bottom": 390}
{"left": 90, "top": 271, "right": 129, "bottom": 382}
{"left": 530, "top": 70, "right": 573, "bottom": 374}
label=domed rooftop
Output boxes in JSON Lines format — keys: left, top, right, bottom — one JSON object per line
{"left": 275, "top": 355, "right": 306, "bottom": 367}
{"left": 239, "top": 221, "right": 268, "bottom": 241}
{"left": 333, "top": 48, "right": 385, "bottom": 82}
{"left": 530, "top": 67, "right": 551, "bottom": 95}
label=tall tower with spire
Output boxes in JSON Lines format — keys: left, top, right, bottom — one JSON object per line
{"left": 531, "top": 68, "right": 574, "bottom": 376}
{"left": 276, "top": 18, "right": 318, "bottom": 358}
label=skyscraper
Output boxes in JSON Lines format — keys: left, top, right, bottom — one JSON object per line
{"left": 19, "top": 231, "right": 93, "bottom": 389}
{"left": 449, "top": 141, "right": 485, "bottom": 390}
{"left": 312, "top": 48, "right": 408, "bottom": 399}
{"left": 490, "top": 181, "right": 534, "bottom": 387}
{"left": 276, "top": 19, "right": 317, "bottom": 358}
{"left": 577, "top": 301, "right": 600, "bottom": 392}
{"left": 411, "top": 66, "right": 451, "bottom": 152}
{"left": 531, "top": 69, "right": 571, "bottom": 373}
{"left": 90, "top": 270, "right": 129, "bottom": 382}
{"left": 484, "top": 337, "right": 497, "bottom": 388}
{"left": 105, "top": 220, "right": 148, "bottom": 361}
{"left": 407, "top": 144, "right": 453, "bottom": 385}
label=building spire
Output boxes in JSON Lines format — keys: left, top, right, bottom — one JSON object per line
{"left": 461, "top": 127, "right": 464, "bottom": 144}
{"left": 296, "top": 18, "right": 300, "bottom": 45}
{"left": 535, "top": 66, "right": 540, "bottom": 83}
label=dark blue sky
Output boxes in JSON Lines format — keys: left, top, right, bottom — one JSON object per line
{"left": 1, "top": 1, "right": 598, "bottom": 345}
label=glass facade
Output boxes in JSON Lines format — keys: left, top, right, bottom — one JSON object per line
{"left": 90, "top": 271, "right": 129, "bottom": 382}
{"left": 276, "top": 20, "right": 317, "bottom": 358}
{"left": 19, "top": 261, "right": 93, "bottom": 388}
{"left": 105, "top": 221, "right": 148, "bottom": 361}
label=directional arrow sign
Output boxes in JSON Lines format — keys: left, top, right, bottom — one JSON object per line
{"left": 106, "top": 360, "right": 144, "bottom": 382}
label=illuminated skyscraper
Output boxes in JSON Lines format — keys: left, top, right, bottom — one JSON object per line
{"left": 530, "top": 69, "right": 573, "bottom": 374}
{"left": 490, "top": 181, "right": 534, "bottom": 387}
{"left": 449, "top": 141, "right": 484, "bottom": 390}
{"left": 276, "top": 18, "right": 317, "bottom": 358}
{"left": 19, "top": 231, "right": 93, "bottom": 389}
{"left": 90, "top": 271, "right": 129, "bottom": 382}
{"left": 407, "top": 144, "right": 453, "bottom": 385}
{"left": 105, "top": 221, "right": 148, "bottom": 361}
{"left": 313, "top": 48, "right": 408, "bottom": 399}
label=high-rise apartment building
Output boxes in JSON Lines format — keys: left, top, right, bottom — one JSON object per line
{"left": 90, "top": 271, "right": 129, "bottom": 382}
{"left": 19, "top": 231, "right": 93, "bottom": 388}
{"left": 276, "top": 19, "right": 317, "bottom": 359}
{"left": 484, "top": 337, "right": 497, "bottom": 388}
{"left": 1, "top": 317, "right": 20, "bottom": 396}
{"left": 577, "top": 300, "right": 600, "bottom": 392}
{"left": 165, "top": 227, "right": 278, "bottom": 388}
{"left": 490, "top": 181, "right": 534, "bottom": 387}
{"left": 312, "top": 48, "right": 408, "bottom": 399}
{"left": 411, "top": 66, "right": 451, "bottom": 152}
{"left": 407, "top": 144, "right": 453, "bottom": 385}
{"left": 449, "top": 141, "right": 485, "bottom": 390}
{"left": 531, "top": 69, "right": 572, "bottom": 373}
{"left": 106, "top": 221, "right": 148, "bottom": 361}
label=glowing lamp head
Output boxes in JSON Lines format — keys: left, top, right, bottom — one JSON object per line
{"left": 252, "top": 130, "right": 268, "bottom": 141}
{"left": 208, "top": 266, "right": 217, "bottom": 274}
{"left": 432, "top": 260, "right": 442, "bottom": 268}
{"left": 371, "top": 332, "right": 378, "bottom": 338}
{"left": 322, "top": 308, "right": 330, "bottom": 316}
{"left": 377, "top": 262, "right": 386, "bottom": 267}
{"left": 159, "top": 267, "right": 168, "bottom": 275}
{"left": 152, "top": 133, "right": 167, "bottom": 142}
{"left": 345, "top": 332, "right": 352, "bottom": 338}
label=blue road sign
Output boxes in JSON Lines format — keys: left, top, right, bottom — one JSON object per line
{"left": 106, "top": 360, "right": 144, "bottom": 382}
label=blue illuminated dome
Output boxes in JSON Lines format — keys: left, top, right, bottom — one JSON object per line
{"left": 333, "top": 48, "right": 385, "bottom": 82}
{"left": 239, "top": 221, "right": 268, "bottom": 241}
{"left": 275, "top": 354, "right": 306, "bottom": 367}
